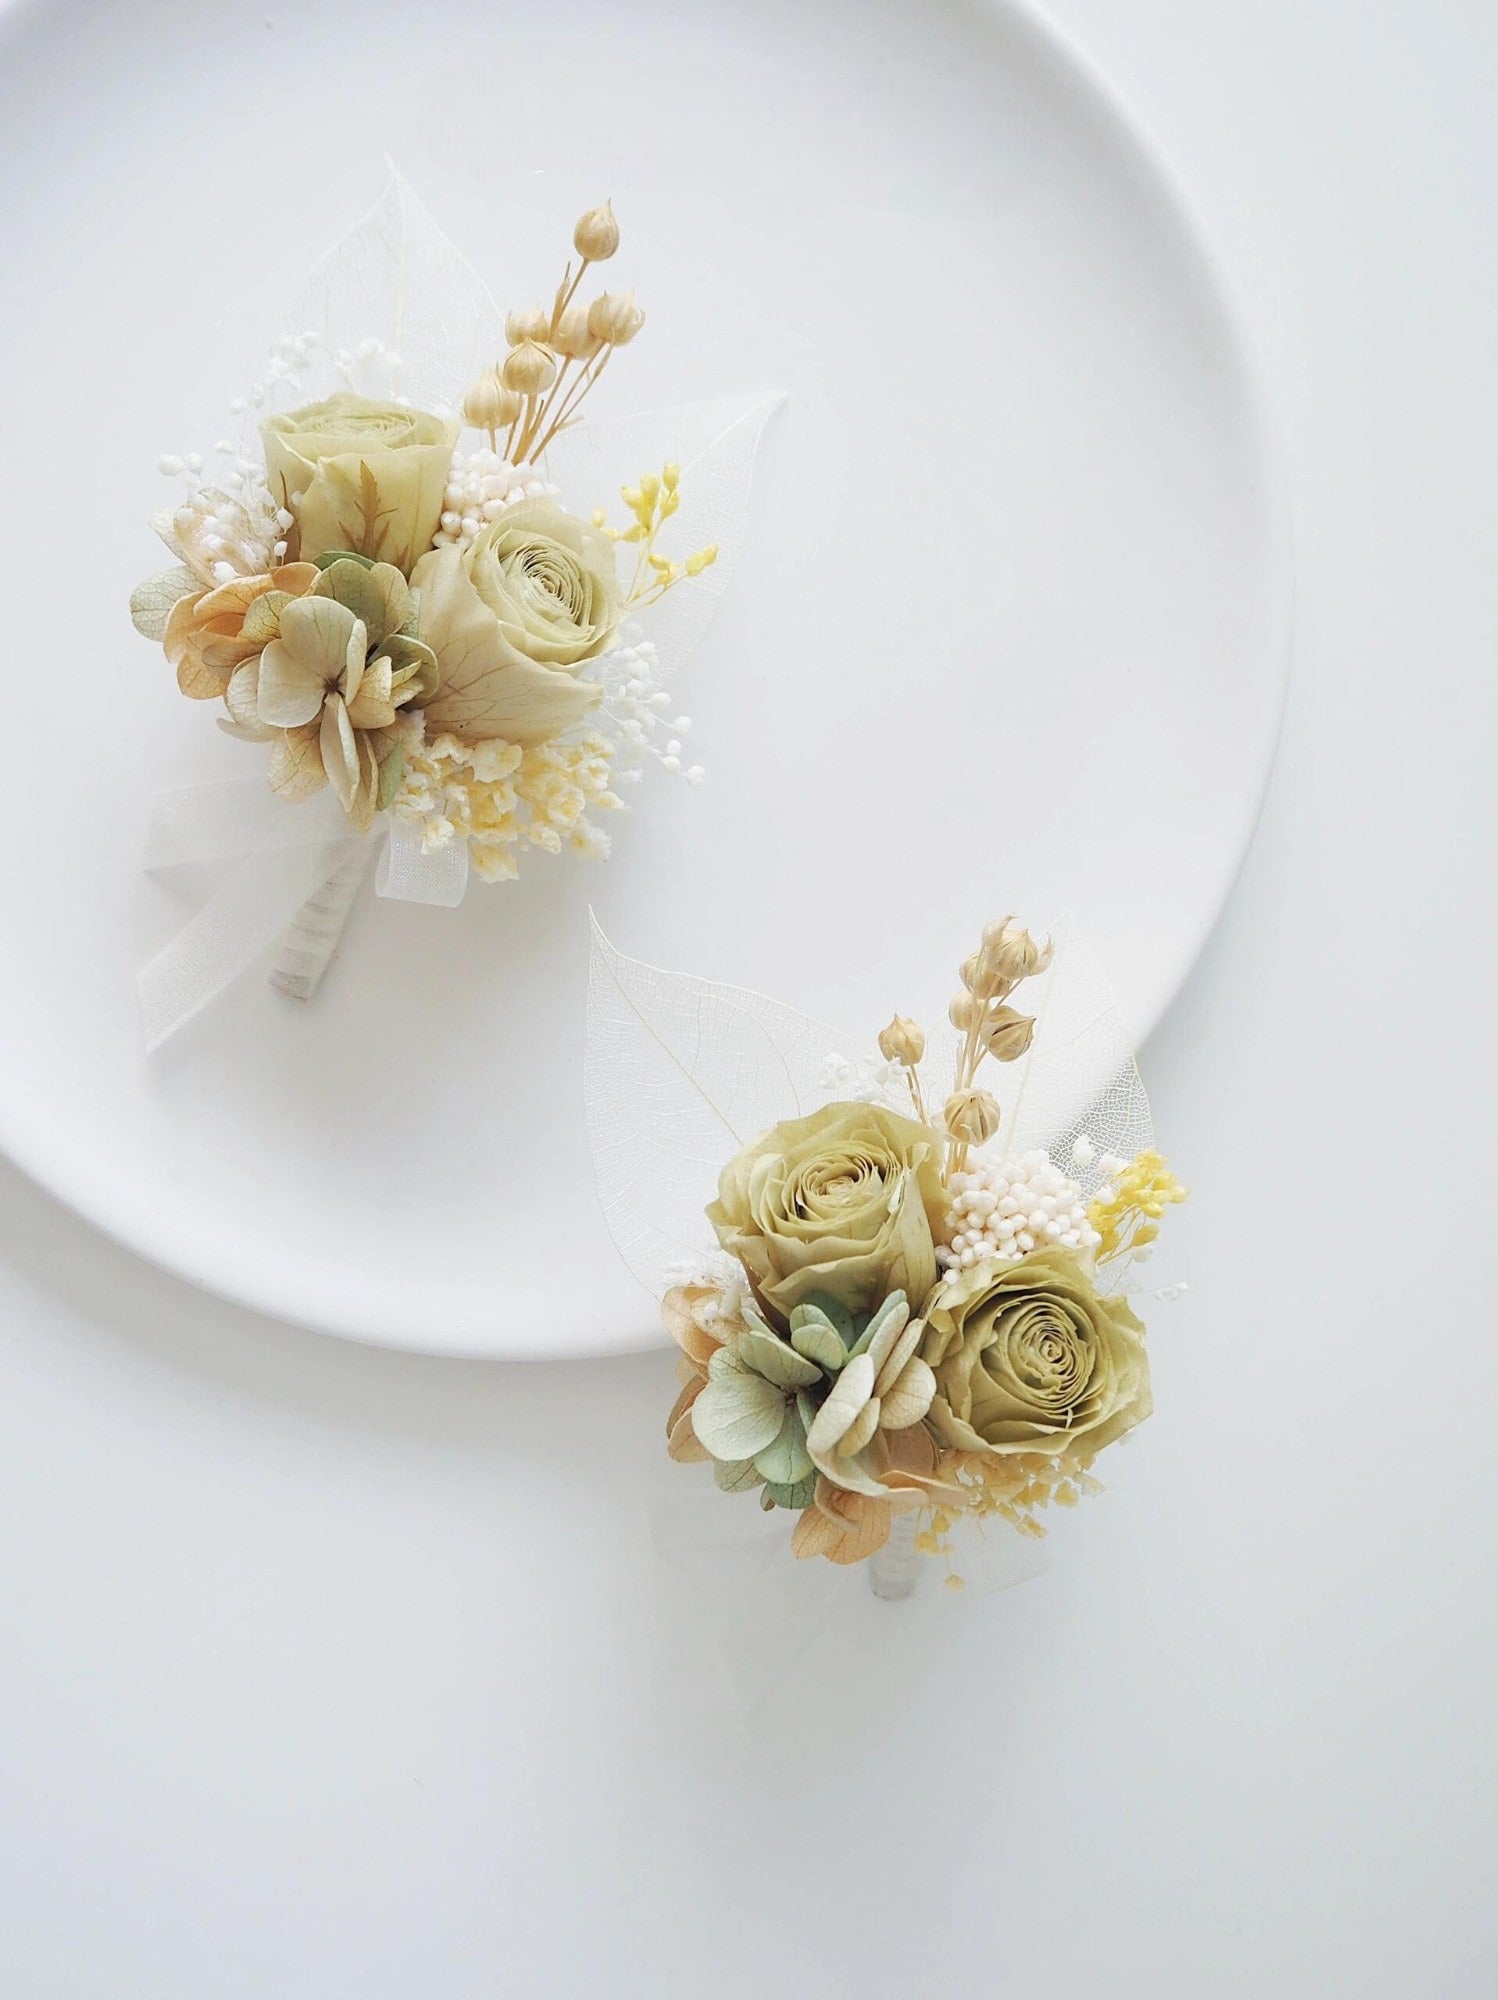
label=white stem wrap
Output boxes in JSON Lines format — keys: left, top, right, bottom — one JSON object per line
{"left": 137, "top": 778, "right": 471, "bottom": 1050}
{"left": 868, "top": 1513, "right": 921, "bottom": 1600}
{"left": 268, "top": 844, "right": 375, "bottom": 1001}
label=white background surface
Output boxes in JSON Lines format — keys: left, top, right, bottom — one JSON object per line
{"left": 1, "top": 0, "right": 1494, "bottom": 1993}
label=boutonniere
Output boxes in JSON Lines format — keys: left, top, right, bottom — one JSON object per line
{"left": 132, "top": 178, "right": 780, "bottom": 1046}
{"left": 586, "top": 914, "right": 1185, "bottom": 1595}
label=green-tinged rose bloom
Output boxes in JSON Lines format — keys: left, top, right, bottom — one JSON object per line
{"left": 920, "top": 1246, "right": 1151, "bottom": 1460}
{"left": 262, "top": 393, "right": 457, "bottom": 574}
{"left": 707, "top": 1102, "right": 945, "bottom": 1324}
{"left": 413, "top": 499, "right": 619, "bottom": 744}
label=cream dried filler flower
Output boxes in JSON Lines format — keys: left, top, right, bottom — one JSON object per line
{"left": 132, "top": 192, "right": 750, "bottom": 977}
{"left": 652, "top": 917, "right": 1187, "bottom": 1578}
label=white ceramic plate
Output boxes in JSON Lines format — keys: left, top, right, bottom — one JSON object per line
{"left": 0, "top": 0, "right": 1288, "bottom": 1357}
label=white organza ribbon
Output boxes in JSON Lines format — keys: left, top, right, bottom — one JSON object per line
{"left": 376, "top": 819, "right": 468, "bottom": 906}
{"left": 645, "top": 1463, "right": 1048, "bottom": 1709}
{"left": 138, "top": 779, "right": 469, "bottom": 1051}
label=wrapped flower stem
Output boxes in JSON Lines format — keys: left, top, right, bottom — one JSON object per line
{"left": 868, "top": 1513, "right": 920, "bottom": 1600}
{"left": 269, "top": 842, "right": 373, "bottom": 1001}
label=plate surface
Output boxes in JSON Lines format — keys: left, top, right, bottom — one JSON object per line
{"left": 0, "top": 0, "right": 1289, "bottom": 1356}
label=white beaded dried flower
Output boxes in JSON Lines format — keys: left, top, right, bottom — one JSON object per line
{"left": 937, "top": 1149, "right": 1101, "bottom": 1272}
{"left": 431, "top": 450, "right": 562, "bottom": 551}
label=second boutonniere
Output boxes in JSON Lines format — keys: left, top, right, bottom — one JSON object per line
{"left": 586, "top": 915, "right": 1186, "bottom": 1593}
{"left": 132, "top": 178, "right": 781, "bottom": 1047}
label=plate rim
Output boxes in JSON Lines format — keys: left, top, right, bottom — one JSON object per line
{"left": 0, "top": 0, "right": 1292, "bottom": 1360}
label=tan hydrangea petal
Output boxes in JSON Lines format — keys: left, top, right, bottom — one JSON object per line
{"left": 258, "top": 640, "right": 330, "bottom": 728}
{"left": 864, "top": 1295, "right": 913, "bottom": 1379}
{"left": 805, "top": 1352, "right": 874, "bottom": 1456}
{"left": 791, "top": 1481, "right": 891, "bottom": 1565}
{"left": 194, "top": 574, "right": 276, "bottom": 623}
{"left": 345, "top": 655, "right": 397, "bottom": 730}
{"left": 198, "top": 630, "right": 269, "bottom": 676}
{"left": 877, "top": 1355, "right": 936, "bottom": 1432}
{"left": 130, "top": 565, "right": 198, "bottom": 642}
{"left": 239, "top": 592, "right": 293, "bottom": 647}
{"left": 162, "top": 591, "right": 205, "bottom": 665}
{"left": 882, "top": 1420, "right": 941, "bottom": 1484}
{"left": 268, "top": 723, "right": 328, "bottom": 801}
{"left": 666, "top": 1378, "right": 710, "bottom": 1463}
{"left": 383, "top": 633, "right": 440, "bottom": 706}
{"left": 873, "top": 1313, "right": 924, "bottom": 1397}
{"left": 835, "top": 1396, "right": 882, "bottom": 1460}
{"left": 160, "top": 564, "right": 321, "bottom": 702}
{"left": 165, "top": 593, "right": 236, "bottom": 700}
{"left": 284, "top": 596, "right": 365, "bottom": 685}
{"left": 346, "top": 733, "right": 381, "bottom": 834}
{"left": 661, "top": 1285, "right": 729, "bottom": 1365}
{"left": 224, "top": 659, "right": 262, "bottom": 729}
{"left": 341, "top": 645, "right": 367, "bottom": 711}
{"left": 878, "top": 1426, "right": 961, "bottom": 1511}
{"left": 319, "top": 694, "right": 361, "bottom": 811}
{"left": 315, "top": 557, "right": 411, "bottom": 650}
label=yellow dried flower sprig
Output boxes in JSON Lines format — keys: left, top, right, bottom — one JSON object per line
{"left": 935, "top": 1447, "right": 1104, "bottom": 1538}
{"left": 1089, "top": 1149, "right": 1188, "bottom": 1265}
{"left": 593, "top": 463, "right": 719, "bottom": 609}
